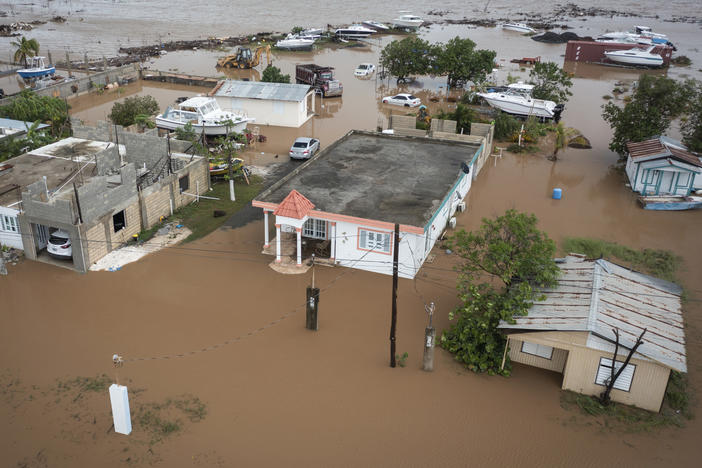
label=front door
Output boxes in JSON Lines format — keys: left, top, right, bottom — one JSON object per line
{"left": 303, "top": 218, "right": 327, "bottom": 239}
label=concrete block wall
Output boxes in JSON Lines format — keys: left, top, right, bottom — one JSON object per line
{"left": 431, "top": 119, "right": 457, "bottom": 134}
{"left": 141, "top": 181, "right": 173, "bottom": 229}
{"left": 172, "top": 158, "right": 209, "bottom": 209}
{"left": 96, "top": 145, "right": 121, "bottom": 175}
{"left": 389, "top": 115, "right": 417, "bottom": 130}
{"left": 77, "top": 165, "right": 138, "bottom": 223}
{"left": 22, "top": 181, "right": 76, "bottom": 226}
{"left": 84, "top": 221, "right": 108, "bottom": 265}
{"left": 108, "top": 200, "right": 142, "bottom": 251}
{"left": 394, "top": 128, "right": 428, "bottom": 138}
{"left": 72, "top": 119, "right": 115, "bottom": 141}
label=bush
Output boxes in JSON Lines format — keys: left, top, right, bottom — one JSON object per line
{"left": 261, "top": 65, "right": 290, "bottom": 83}
{"left": 109, "top": 95, "right": 159, "bottom": 127}
{"left": 494, "top": 111, "right": 520, "bottom": 140}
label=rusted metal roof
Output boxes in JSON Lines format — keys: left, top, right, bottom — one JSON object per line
{"left": 627, "top": 138, "right": 702, "bottom": 168}
{"left": 499, "top": 255, "right": 687, "bottom": 372}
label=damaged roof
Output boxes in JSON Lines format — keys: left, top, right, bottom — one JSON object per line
{"left": 627, "top": 137, "right": 702, "bottom": 168}
{"left": 213, "top": 80, "right": 311, "bottom": 102}
{"left": 499, "top": 255, "right": 687, "bottom": 372}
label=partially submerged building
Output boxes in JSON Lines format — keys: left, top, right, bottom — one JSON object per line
{"left": 252, "top": 129, "right": 493, "bottom": 278}
{"left": 211, "top": 80, "right": 315, "bottom": 128}
{"left": 625, "top": 137, "right": 702, "bottom": 196}
{"left": 499, "top": 254, "right": 686, "bottom": 412}
{"left": 0, "top": 122, "right": 209, "bottom": 271}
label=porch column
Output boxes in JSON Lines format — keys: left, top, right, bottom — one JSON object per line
{"left": 296, "top": 227, "right": 302, "bottom": 266}
{"left": 330, "top": 222, "right": 336, "bottom": 260}
{"left": 263, "top": 210, "right": 270, "bottom": 248}
{"left": 275, "top": 224, "right": 281, "bottom": 263}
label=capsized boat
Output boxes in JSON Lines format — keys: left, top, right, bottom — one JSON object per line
{"left": 275, "top": 34, "right": 315, "bottom": 50}
{"left": 638, "top": 195, "right": 702, "bottom": 211}
{"left": 477, "top": 87, "right": 564, "bottom": 121}
{"left": 501, "top": 22, "right": 536, "bottom": 34}
{"left": 362, "top": 20, "right": 390, "bottom": 31}
{"left": 155, "top": 97, "right": 254, "bottom": 136}
{"left": 392, "top": 13, "right": 423, "bottom": 29}
{"left": 335, "top": 24, "right": 376, "bottom": 39}
{"left": 17, "top": 56, "right": 55, "bottom": 79}
{"left": 604, "top": 46, "right": 664, "bottom": 67}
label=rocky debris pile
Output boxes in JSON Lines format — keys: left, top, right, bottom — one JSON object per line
{"left": 50, "top": 16, "right": 66, "bottom": 23}
{"left": 119, "top": 32, "right": 274, "bottom": 59}
{"left": 0, "top": 248, "right": 22, "bottom": 275}
{"left": 0, "top": 21, "right": 34, "bottom": 36}
{"left": 532, "top": 31, "right": 593, "bottom": 43}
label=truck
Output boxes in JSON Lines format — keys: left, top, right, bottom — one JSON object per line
{"left": 295, "top": 64, "right": 343, "bottom": 97}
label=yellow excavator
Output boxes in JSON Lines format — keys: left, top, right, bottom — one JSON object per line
{"left": 217, "top": 44, "right": 271, "bottom": 69}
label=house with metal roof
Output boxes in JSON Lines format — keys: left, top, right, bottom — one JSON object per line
{"left": 210, "top": 80, "right": 315, "bottom": 128}
{"left": 625, "top": 136, "right": 702, "bottom": 197}
{"left": 499, "top": 254, "right": 686, "bottom": 412}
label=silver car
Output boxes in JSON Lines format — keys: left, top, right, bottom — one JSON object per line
{"left": 289, "top": 137, "right": 320, "bottom": 160}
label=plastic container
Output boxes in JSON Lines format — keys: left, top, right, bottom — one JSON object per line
{"left": 552, "top": 188, "right": 563, "bottom": 200}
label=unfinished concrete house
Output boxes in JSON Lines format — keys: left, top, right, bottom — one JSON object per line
{"left": 13, "top": 123, "right": 209, "bottom": 272}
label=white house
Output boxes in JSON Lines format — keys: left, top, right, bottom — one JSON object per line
{"left": 211, "top": 80, "right": 315, "bottom": 128}
{"left": 625, "top": 137, "right": 702, "bottom": 196}
{"left": 251, "top": 130, "right": 490, "bottom": 279}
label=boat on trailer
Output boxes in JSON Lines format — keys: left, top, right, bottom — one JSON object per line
{"left": 638, "top": 195, "right": 702, "bottom": 211}
{"left": 17, "top": 56, "right": 55, "bottom": 80}
{"left": 335, "top": 24, "right": 376, "bottom": 39}
{"left": 155, "top": 96, "right": 254, "bottom": 136}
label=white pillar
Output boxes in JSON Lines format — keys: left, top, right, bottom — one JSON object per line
{"left": 109, "top": 384, "right": 132, "bottom": 435}
{"left": 263, "top": 211, "right": 270, "bottom": 248}
{"left": 275, "top": 224, "right": 281, "bottom": 263}
{"left": 330, "top": 222, "right": 336, "bottom": 260}
{"left": 296, "top": 227, "right": 302, "bottom": 266}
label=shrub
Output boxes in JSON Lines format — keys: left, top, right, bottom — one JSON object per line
{"left": 109, "top": 95, "right": 159, "bottom": 127}
{"left": 494, "top": 111, "right": 520, "bottom": 140}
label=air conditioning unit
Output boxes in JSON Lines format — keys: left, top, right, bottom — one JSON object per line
{"left": 448, "top": 217, "right": 457, "bottom": 229}
{"left": 457, "top": 202, "right": 466, "bottom": 212}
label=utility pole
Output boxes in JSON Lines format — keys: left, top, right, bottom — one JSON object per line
{"left": 423, "top": 302, "right": 436, "bottom": 371}
{"left": 390, "top": 223, "right": 400, "bottom": 367}
{"left": 306, "top": 254, "right": 319, "bottom": 330}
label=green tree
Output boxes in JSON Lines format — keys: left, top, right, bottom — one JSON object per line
{"left": 174, "top": 122, "right": 198, "bottom": 142}
{"left": 436, "top": 103, "right": 476, "bottom": 134}
{"left": 0, "top": 121, "right": 56, "bottom": 161}
{"left": 493, "top": 111, "right": 520, "bottom": 140}
{"left": 441, "top": 210, "right": 558, "bottom": 375}
{"left": 529, "top": 61, "right": 573, "bottom": 103}
{"left": 11, "top": 36, "right": 40, "bottom": 65}
{"left": 550, "top": 121, "right": 567, "bottom": 161}
{"left": 681, "top": 81, "right": 702, "bottom": 152}
{"left": 108, "top": 95, "right": 159, "bottom": 127}
{"left": 380, "top": 37, "right": 432, "bottom": 83}
{"left": 261, "top": 65, "right": 290, "bottom": 83}
{"left": 0, "top": 89, "right": 69, "bottom": 136}
{"left": 134, "top": 114, "right": 155, "bottom": 132}
{"left": 602, "top": 75, "right": 686, "bottom": 155}
{"left": 433, "top": 36, "right": 495, "bottom": 88}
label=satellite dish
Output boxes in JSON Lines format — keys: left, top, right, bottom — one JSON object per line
{"left": 461, "top": 162, "right": 470, "bottom": 174}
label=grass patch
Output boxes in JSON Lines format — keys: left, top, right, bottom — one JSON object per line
{"left": 602, "top": 95, "right": 612, "bottom": 100}
{"left": 56, "top": 374, "right": 112, "bottom": 393}
{"left": 134, "top": 394, "right": 207, "bottom": 444}
{"left": 506, "top": 143, "right": 538, "bottom": 153}
{"left": 561, "top": 237, "right": 680, "bottom": 282}
{"left": 671, "top": 55, "right": 692, "bottom": 66}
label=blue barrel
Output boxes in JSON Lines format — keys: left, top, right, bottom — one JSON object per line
{"left": 552, "top": 188, "right": 562, "bottom": 200}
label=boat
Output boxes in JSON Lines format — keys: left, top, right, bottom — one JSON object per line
{"left": 209, "top": 157, "right": 244, "bottom": 176}
{"left": 334, "top": 24, "right": 376, "bottom": 39}
{"left": 502, "top": 22, "right": 536, "bottom": 34}
{"left": 604, "top": 46, "right": 664, "bottom": 67}
{"left": 17, "top": 56, "right": 55, "bottom": 80}
{"left": 392, "top": 13, "right": 423, "bottom": 29}
{"left": 275, "top": 34, "right": 315, "bottom": 50}
{"left": 362, "top": 20, "right": 390, "bottom": 31}
{"left": 638, "top": 195, "right": 702, "bottom": 211}
{"left": 596, "top": 26, "right": 674, "bottom": 48}
{"left": 301, "top": 28, "right": 324, "bottom": 36}
{"left": 477, "top": 87, "right": 564, "bottom": 121}
{"left": 155, "top": 96, "right": 254, "bottom": 136}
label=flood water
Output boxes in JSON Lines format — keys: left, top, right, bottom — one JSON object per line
{"left": 3, "top": 2, "right": 702, "bottom": 467}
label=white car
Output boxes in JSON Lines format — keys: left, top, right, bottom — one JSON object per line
{"left": 382, "top": 93, "right": 421, "bottom": 107}
{"left": 47, "top": 230, "right": 72, "bottom": 259}
{"left": 289, "top": 137, "right": 321, "bottom": 160}
{"left": 354, "top": 63, "right": 375, "bottom": 77}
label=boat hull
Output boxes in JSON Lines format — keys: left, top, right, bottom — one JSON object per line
{"left": 502, "top": 24, "right": 535, "bottom": 33}
{"left": 362, "top": 21, "right": 389, "bottom": 30}
{"left": 17, "top": 66, "right": 55, "bottom": 79}
{"left": 604, "top": 52, "right": 663, "bottom": 67}
{"left": 155, "top": 117, "right": 252, "bottom": 136}
{"left": 638, "top": 196, "right": 702, "bottom": 211}
{"left": 276, "top": 41, "right": 314, "bottom": 50}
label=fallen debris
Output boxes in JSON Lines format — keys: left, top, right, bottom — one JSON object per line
{"left": 532, "top": 31, "right": 592, "bottom": 43}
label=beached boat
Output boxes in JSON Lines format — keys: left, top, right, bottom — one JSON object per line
{"left": 209, "top": 158, "right": 244, "bottom": 176}
{"left": 596, "top": 26, "right": 673, "bottom": 48}
{"left": 638, "top": 195, "right": 702, "bottom": 211}
{"left": 335, "top": 24, "right": 376, "bottom": 39}
{"left": 362, "top": 20, "right": 390, "bottom": 31}
{"left": 477, "top": 86, "right": 564, "bottom": 120}
{"left": 502, "top": 22, "right": 536, "bottom": 34}
{"left": 17, "top": 56, "right": 55, "bottom": 79}
{"left": 276, "top": 34, "right": 315, "bottom": 50}
{"left": 155, "top": 96, "right": 254, "bottom": 136}
{"left": 392, "top": 13, "right": 423, "bottom": 29}
{"left": 604, "top": 46, "right": 664, "bottom": 67}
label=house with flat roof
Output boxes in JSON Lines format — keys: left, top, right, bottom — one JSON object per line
{"left": 210, "top": 80, "right": 315, "bottom": 128}
{"left": 252, "top": 130, "right": 491, "bottom": 278}
{"left": 499, "top": 254, "right": 686, "bottom": 412}
{"left": 625, "top": 137, "right": 702, "bottom": 196}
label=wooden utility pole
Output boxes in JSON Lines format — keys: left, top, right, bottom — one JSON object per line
{"left": 390, "top": 223, "right": 400, "bottom": 367}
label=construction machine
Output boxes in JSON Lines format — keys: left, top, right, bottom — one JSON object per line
{"left": 217, "top": 45, "right": 271, "bottom": 69}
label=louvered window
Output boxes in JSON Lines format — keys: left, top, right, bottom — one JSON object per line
{"left": 359, "top": 229, "right": 391, "bottom": 253}
{"left": 595, "top": 358, "right": 635, "bottom": 392}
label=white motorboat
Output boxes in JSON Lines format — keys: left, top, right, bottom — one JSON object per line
{"left": 276, "top": 34, "right": 315, "bottom": 50}
{"left": 596, "top": 26, "right": 673, "bottom": 47}
{"left": 155, "top": 96, "right": 254, "bottom": 136}
{"left": 302, "top": 28, "right": 324, "bottom": 36}
{"left": 477, "top": 88, "right": 564, "bottom": 120}
{"left": 17, "top": 56, "right": 55, "bottom": 79}
{"left": 604, "top": 46, "right": 664, "bottom": 67}
{"left": 392, "top": 13, "right": 423, "bottom": 29}
{"left": 335, "top": 24, "right": 376, "bottom": 39}
{"left": 362, "top": 20, "right": 390, "bottom": 31}
{"left": 501, "top": 22, "right": 536, "bottom": 34}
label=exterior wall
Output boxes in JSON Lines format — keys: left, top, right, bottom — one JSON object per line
{"left": 141, "top": 181, "right": 173, "bottom": 228}
{"left": 215, "top": 96, "right": 305, "bottom": 127}
{"left": 422, "top": 169, "right": 472, "bottom": 258}
{"left": 84, "top": 221, "right": 108, "bottom": 265}
{"left": 627, "top": 159, "right": 696, "bottom": 196}
{"left": 108, "top": 200, "right": 141, "bottom": 251}
{"left": 0, "top": 205, "right": 23, "bottom": 250}
{"left": 508, "top": 337, "right": 569, "bottom": 373}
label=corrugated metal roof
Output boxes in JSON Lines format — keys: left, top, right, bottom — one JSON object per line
{"left": 627, "top": 137, "right": 702, "bottom": 168}
{"left": 0, "top": 117, "right": 50, "bottom": 131}
{"left": 214, "top": 80, "right": 311, "bottom": 102}
{"left": 499, "top": 255, "right": 687, "bottom": 372}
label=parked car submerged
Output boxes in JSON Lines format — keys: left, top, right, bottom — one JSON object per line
{"left": 289, "top": 137, "right": 320, "bottom": 160}
{"left": 47, "top": 230, "right": 72, "bottom": 259}
{"left": 382, "top": 93, "right": 421, "bottom": 107}
{"left": 354, "top": 63, "right": 376, "bottom": 77}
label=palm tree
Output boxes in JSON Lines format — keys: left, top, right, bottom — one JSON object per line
{"left": 550, "top": 122, "right": 567, "bottom": 161}
{"left": 11, "top": 37, "right": 40, "bottom": 66}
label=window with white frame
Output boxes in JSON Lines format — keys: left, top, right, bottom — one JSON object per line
{"left": 595, "top": 358, "right": 636, "bottom": 392}
{"left": 359, "top": 228, "right": 391, "bottom": 253}
{"left": 520, "top": 341, "right": 553, "bottom": 359}
{"left": 1, "top": 214, "right": 19, "bottom": 233}
{"left": 303, "top": 218, "right": 327, "bottom": 239}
